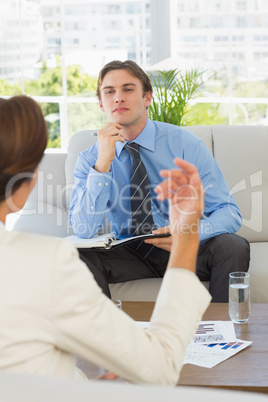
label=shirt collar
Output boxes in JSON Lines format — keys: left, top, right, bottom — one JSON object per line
{"left": 0, "top": 220, "right": 5, "bottom": 230}
{"left": 116, "top": 118, "right": 156, "bottom": 157}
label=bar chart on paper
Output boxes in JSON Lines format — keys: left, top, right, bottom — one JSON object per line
{"left": 135, "top": 320, "right": 252, "bottom": 369}
{"left": 184, "top": 340, "right": 252, "bottom": 368}
{"left": 192, "top": 321, "right": 236, "bottom": 344}
{"left": 185, "top": 321, "right": 252, "bottom": 368}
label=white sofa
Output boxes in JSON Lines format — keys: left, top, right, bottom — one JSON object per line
{"left": 9, "top": 125, "right": 268, "bottom": 303}
{"left": 1, "top": 371, "right": 266, "bottom": 402}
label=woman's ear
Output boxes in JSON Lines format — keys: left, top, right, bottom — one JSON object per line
{"left": 6, "top": 170, "right": 38, "bottom": 214}
{"left": 29, "top": 168, "right": 38, "bottom": 191}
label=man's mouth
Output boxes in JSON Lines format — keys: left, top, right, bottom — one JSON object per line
{"left": 113, "top": 107, "right": 129, "bottom": 113}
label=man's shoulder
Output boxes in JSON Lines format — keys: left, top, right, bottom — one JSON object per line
{"left": 80, "top": 141, "right": 99, "bottom": 157}
{"left": 77, "top": 142, "right": 99, "bottom": 166}
{"left": 151, "top": 120, "right": 201, "bottom": 144}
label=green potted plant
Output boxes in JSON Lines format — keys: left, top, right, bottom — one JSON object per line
{"left": 147, "top": 68, "right": 205, "bottom": 126}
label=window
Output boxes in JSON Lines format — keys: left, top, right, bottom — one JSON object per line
{"left": 190, "top": 18, "right": 200, "bottom": 28}
{"left": 232, "top": 35, "right": 245, "bottom": 41}
{"left": 42, "top": 7, "right": 53, "bottom": 17}
{"left": 237, "top": 1, "right": 247, "bottom": 10}
{"left": 104, "top": 20, "right": 121, "bottom": 30}
{"left": 232, "top": 52, "right": 245, "bottom": 60}
{"left": 67, "top": 38, "right": 79, "bottom": 45}
{"left": 107, "top": 37, "right": 120, "bottom": 44}
{"left": 215, "top": 36, "right": 229, "bottom": 42}
{"left": 48, "top": 38, "right": 61, "bottom": 45}
{"left": 107, "top": 5, "right": 121, "bottom": 14}
{"left": 1, "top": 0, "right": 268, "bottom": 150}
{"left": 128, "top": 52, "right": 136, "bottom": 61}
{"left": 189, "top": 2, "right": 199, "bottom": 12}
{"left": 126, "top": 4, "right": 135, "bottom": 13}
{"left": 174, "top": 0, "right": 268, "bottom": 125}
{"left": 254, "top": 35, "right": 268, "bottom": 41}
{"left": 65, "top": 5, "right": 87, "bottom": 15}
{"left": 177, "top": 3, "right": 184, "bottom": 12}
{"left": 236, "top": 17, "right": 247, "bottom": 27}
{"left": 127, "top": 37, "right": 135, "bottom": 45}
{"left": 184, "top": 36, "right": 207, "bottom": 43}
{"left": 45, "top": 22, "right": 54, "bottom": 30}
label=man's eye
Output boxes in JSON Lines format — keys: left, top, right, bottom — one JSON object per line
{"left": 105, "top": 90, "right": 114, "bottom": 95}
{"left": 125, "top": 88, "right": 133, "bottom": 92}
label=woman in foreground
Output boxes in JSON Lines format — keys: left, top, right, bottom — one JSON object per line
{"left": 0, "top": 95, "right": 211, "bottom": 385}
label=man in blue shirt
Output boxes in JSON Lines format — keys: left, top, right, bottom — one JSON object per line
{"left": 69, "top": 60, "right": 250, "bottom": 302}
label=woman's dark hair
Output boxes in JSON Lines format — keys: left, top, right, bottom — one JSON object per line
{"left": 0, "top": 95, "right": 48, "bottom": 202}
{"left": 96, "top": 60, "right": 153, "bottom": 99}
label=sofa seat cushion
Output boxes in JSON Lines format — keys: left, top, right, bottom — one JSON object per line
{"left": 109, "top": 278, "right": 210, "bottom": 302}
{"left": 109, "top": 278, "right": 163, "bottom": 302}
{"left": 249, "top": 242, "right": 268, "bottom": 303}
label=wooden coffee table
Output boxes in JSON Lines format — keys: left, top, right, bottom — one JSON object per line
{"left": 76, "top": 302, "right": 268, "bottom": 394}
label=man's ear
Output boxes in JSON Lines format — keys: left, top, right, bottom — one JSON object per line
{"left": 99, "top": 99, "right": 105, "bottom": 112}
{"left": 144, "top": 91, "right": 152, "bottom": 108}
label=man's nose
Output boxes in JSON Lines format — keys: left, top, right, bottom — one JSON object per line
{"left": 115, "top": 92, "right": 125, "bottom": 103}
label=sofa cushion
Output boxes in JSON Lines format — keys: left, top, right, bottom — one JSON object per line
{"left": 109, "top": 278, "right": 163, "bottom": 302}
{"left": 65, "top": 130, "right": 98, "bottom": 210}
{"left": 249, "top": 242, "right": 268, "bottom": 303}
{"left": 109, "top": 278, "right": 210, "bottom": 302}
{"left": 0, "top": 371, "right": 265, "bottom": 402}
{"left": 186, "top": 125, "right": 213, "bottom": 154}
{"left": 212, "top": 126, "right": 268, "bottom": 242}
{"left": 29, "top": 151, "right": 68, "bottom": 209}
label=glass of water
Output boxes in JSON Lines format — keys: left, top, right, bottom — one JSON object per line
{"left": 229, "top": 272, "right": 250, "bottom": 324}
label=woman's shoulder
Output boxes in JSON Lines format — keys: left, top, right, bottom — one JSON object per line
{"left": 2, "top": 230, "right": 75, "bottom": 259}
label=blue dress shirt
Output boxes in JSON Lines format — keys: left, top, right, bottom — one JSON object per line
{"left": 69, "top": 118, "right": 242, "bottom": 242}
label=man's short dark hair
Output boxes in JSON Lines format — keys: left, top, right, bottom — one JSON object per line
{"left": 96, "top": 60, "right": 153, "bottom": 99}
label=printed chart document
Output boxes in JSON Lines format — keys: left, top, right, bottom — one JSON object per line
{"left": 184, "top": 320, "right": 252, "bottom": 368}
{"left": 184, "top": 339, "right": 252, "bottom": 368}
{"left": 135, "top": 320, "right": 252, "bottom": 369}
{"left": 66, "top": 232, "right": 171, "bottom": 249}
{"left": 190, "top": 321, "right": 236, "bottom": 344}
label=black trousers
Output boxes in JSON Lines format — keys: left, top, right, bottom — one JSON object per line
{"left": 79, "top": 233, "right": 250, "bottom": 303}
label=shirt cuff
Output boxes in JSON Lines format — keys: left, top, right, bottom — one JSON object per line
{"left": 87, "top": 167, "right": 112, "bottom": 195}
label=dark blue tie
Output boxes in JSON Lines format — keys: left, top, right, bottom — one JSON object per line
{"left": 125, "top": 142, "right": 155, "bottom": 236}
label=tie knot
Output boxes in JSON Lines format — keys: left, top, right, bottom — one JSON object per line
{"left": 125, "top": 142, "right": 140, "bottom": 160}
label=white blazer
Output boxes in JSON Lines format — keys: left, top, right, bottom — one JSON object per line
{"left": 0, "top": 225, "right": 211, "bottom": 385}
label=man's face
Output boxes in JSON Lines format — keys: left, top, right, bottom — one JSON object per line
{"left": 99, "top": 69, "right": 152, "bottom": 129}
